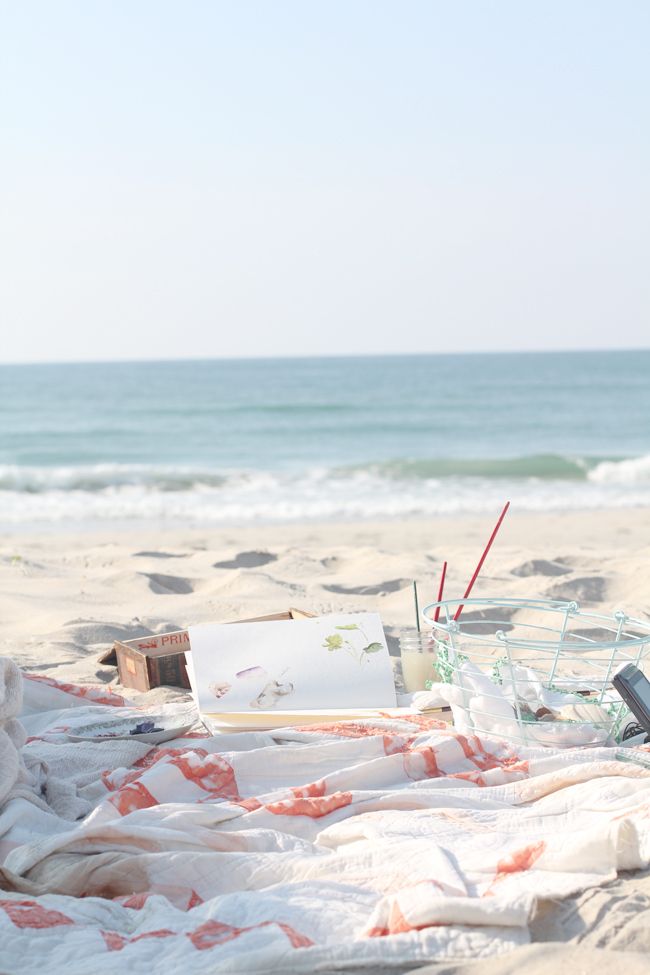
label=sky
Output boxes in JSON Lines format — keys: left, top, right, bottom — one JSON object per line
{"left": 1, "top": 0, "right": 649, "bottom": 364}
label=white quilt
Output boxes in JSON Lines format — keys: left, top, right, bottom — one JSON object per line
{"left": 1, "top": 657, "right": 650, "bottom": 974}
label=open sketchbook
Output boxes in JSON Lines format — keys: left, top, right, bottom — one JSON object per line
{"left": 186, "top": 613, "right": 397, "bottom": 730}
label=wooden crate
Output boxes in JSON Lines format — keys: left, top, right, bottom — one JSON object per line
{"left": 110, "top": 608, "right": 315, "bottom": 692}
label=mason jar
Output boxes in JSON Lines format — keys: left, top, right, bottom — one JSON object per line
{"left": 399, "top": 629, "right": 440, "bottom": 692}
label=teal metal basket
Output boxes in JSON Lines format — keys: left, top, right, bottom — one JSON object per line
{"left": 421, "top": 597, "right": 650, "bottom": 748}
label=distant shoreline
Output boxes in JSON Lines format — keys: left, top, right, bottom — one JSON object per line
{"left": 4, "top": 506, "right": 650, "bottom": 545}
{"left": 3, "top": 346, "right": 650, "bottom": 369}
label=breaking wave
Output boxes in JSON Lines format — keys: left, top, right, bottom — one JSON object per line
{"left": 1, "top": 454, "right": 650, "bottom": 526}
{"left": 587, "top": 454, "right": 650, "bottom": 484}
{"left": 3, "top": 453, "right": 650, "bottom": 495}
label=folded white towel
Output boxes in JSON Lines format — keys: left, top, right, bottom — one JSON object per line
{"left": 410, "top": 658, "right": 615, "bottom": 747}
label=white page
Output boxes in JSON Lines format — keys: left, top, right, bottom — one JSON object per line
{"left": 188, "top": 613, "right": 396, "bottom": 714}
{"left": 183, "top": 650, "right": 199, "bottom": 708}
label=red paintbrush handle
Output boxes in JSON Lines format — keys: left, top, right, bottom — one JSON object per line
{"left": 433, "top": 560, "right": 447, "bottom": 622}
{"left": 454, "top": 501, "right": 510, "bottom": 622}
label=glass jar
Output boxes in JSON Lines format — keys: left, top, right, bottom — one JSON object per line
{"left": 399, "top": 630, "right": 440, "bottom": 693}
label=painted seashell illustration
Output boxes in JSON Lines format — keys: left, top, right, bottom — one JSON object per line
{"left": 249, "top": 677, "right": 294, "bottom": 710}
{"left": 208, "top": 681, "right": 232, "bottom": 700}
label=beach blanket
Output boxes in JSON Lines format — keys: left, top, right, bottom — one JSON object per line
{"left": 1, "top": 658, "right": 650, "bottom": 974}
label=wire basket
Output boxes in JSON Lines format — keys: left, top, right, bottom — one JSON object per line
{"left": 421, "top": 597, "right": 650, "bottom": 748}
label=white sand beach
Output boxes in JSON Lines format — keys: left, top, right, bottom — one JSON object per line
{"left": 2, "top": 510, "right": 650, "bottom": 971}
{"left": 3, "top": 509, "right": 650, "bottom": 691}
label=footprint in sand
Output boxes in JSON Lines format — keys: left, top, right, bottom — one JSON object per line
{"left": 569, "top": 626, "right": 633, "bottom": 642}
{"left": 133, "top": 551, "right": 189, "bottom": 559}
{"left": 323, "top": 578, "right": 411, "bottom": 596}
{"left": 213, "top": 551, "right": 278, "bottom": 570}
{"left": 454, "top": 606, "right": 515, "bottom": 634}
{"left": 59, "top": 619, "right": 158, "bottom": 670}
{"left": 321, "top": 556, "right": 341, "bottom": 570}
{"left": 61, "top": 619, "right": 157, "bottom": 644}
{"left": 141, "top": 573, "right": 195, "bottom": 595}
{"left": 547, "top": 576, "right": 607, "bottom": 604}
{"left": 511, "top": 559, "right": 571, "bottom": 578}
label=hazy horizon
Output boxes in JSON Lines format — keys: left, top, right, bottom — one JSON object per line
{"left": 3, "top": 345, "right": 650, "bottom": 369}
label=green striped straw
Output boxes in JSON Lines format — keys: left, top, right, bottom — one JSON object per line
{"left": 413, "top": 580, "right": 421, "bottom": 632}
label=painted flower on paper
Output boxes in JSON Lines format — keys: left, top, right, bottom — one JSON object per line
{"left": 323, "top": 634, "right": 344, "bottom": 651}
{"left": 322, "top": 624, "right": 383, "bottom": 664}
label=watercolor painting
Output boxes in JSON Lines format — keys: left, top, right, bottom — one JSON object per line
{"left": 188, "top": 613, "right": 396, "bottom": 714}
{"left": 210, "top": 666, "right": 295, "bottom": 710}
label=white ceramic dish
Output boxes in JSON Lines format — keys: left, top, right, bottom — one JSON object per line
{"left": 67, "top": 714, "right": 197, "bottom": 744}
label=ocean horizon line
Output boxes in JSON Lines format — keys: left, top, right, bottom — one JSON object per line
{"left": 3, "top": 346, "right": 650, "bottom": 369}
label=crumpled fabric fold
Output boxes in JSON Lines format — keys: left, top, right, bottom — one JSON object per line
{"left": 2, "top": 658, "right": 650, "bottom": 974}
{"left": 0, "top": 658, "right": 40, "bottom": 808}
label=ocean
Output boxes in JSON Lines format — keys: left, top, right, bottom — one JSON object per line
{"left": 1, "top": 351, "right": 649, "bottom": 529}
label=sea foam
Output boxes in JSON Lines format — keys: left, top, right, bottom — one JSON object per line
{"left": 1, "top": 461, "right": 650, "bottom": 527}
{"left": 588, "top": 454, "right": 650, "bottom": 484}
